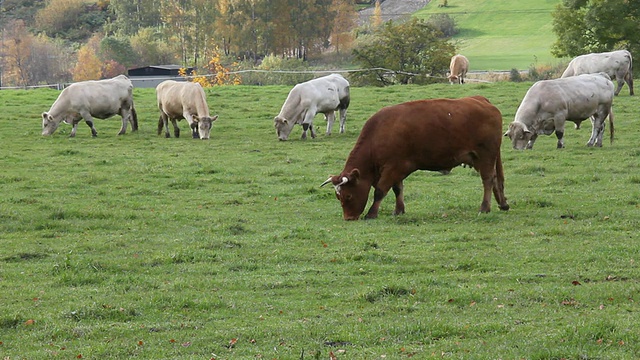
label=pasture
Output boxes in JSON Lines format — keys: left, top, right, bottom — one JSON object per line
{"left": 1, "top": 81, "right": 640, "bottom": 359}
{"left": 416, "top": 0, "right": 564, "bottom": 71}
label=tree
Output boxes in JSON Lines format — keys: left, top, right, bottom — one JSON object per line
{"left": 1, "top": 20, "right": 33, "bottom": 87}
{"left": 330, "top": 0, "right": 357, "bottom": 54}
{"left": 352, "top": 18, "right": 456, "bottom": 86}
{"left": 371, "top": 0, "right": 383, "bottom": 29}
{"left": 551, "top": 0, "right": 640, "bottom": 58}
{"left": 130, "top": 27, "right": 177, "bottom": 65}
{"left": 72, "top": 34, "right": 103, "bottom": 81}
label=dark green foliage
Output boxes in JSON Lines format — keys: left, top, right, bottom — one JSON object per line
{"left": 426, "top": 13, "right": 458, "bottom": 37}
{"left": 552, "top": 0, "right": 640, "bottom": 57}
{"left": 352, "top": 18, "right": 455, "bottom": 86}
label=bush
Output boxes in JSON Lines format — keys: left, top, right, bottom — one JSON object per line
{"left": 510, "top": 68, "right": 523, "bottom": 82}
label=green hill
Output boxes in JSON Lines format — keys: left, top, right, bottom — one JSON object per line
{"left": 415, "top": 0, "right": 564, "bottom": 71}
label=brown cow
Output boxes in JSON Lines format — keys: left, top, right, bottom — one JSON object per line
{"left": 447, "top": 54, "right": 469, "bottom": 84}
{"left": 321, "top": 96, "right": 509, "bottom": 220}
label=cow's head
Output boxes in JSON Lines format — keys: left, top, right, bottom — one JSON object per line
{"left": 41, "top": 112, "right": 60, "bottom": 136}
{"left": 321, "top": 168, "right": 369, "bottom": 221}
{"left": 504, "top": 122, "right": 533, "bottom": 150}
{"left": 192, "top": 115, "right": 218, "bottom": 140}
{"left": 274, "top": 116, "right": 295, "bottom": 141}
{"left": 447, "top": 74, "right": 459, "bottom": 84}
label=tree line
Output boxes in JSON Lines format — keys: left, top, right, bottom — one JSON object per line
{"left": 0, "top": 0, "right": 637, "bottom": 87}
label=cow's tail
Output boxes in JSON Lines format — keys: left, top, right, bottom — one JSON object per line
{"left": 131, "top": 105, "right": 139, "bottom": 131}
{"left": 494, "top": 149, "right": 509, "bottom": 210}
{"left": 627, "top": 51, "right": 634, "bottom": 95}
{"left": 609, "top": 103, "right": 615, "bottom": 144}
{"left": 157, "top": 115, "right": 164, "bottom": 136}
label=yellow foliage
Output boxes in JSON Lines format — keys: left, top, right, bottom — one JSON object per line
{"left": 180, "top": 48, "right": 242, "bottom": 87}
{"left": 72, "top": 45, "right": 102, "bottom": 81}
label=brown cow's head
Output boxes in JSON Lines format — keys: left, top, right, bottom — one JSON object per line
{"left": 504, "top": 122, "right": 533, "bottom": 150}
{"left": 41, "top": 112, "right": 60, "bottom": 136}
{"left": 321, "top": 169, "right": 369, "bottom": 221}
{"left": 274, "top": 116, "right": 295, "bottom": 141}
{"left": 192, "top": 115, "right": 218, "bottom": 140}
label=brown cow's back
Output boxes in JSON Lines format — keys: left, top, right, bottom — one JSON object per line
{"left": 346, "top": 96, "right": 502, "bottom": 174}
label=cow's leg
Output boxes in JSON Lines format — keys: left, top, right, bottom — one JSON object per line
{"left": 183, "top": 113, "right": 199, "bottom": 139}
{"left": 525, "top": 134, "right": 538, "bottom": 149}
{"left": 626, "top": 72, "right": 634, "bottom": 95}
{"left": 170, "top": 119, "right": 180, "bottom": 138}
{"left": 365, "top": 172, "right": 400, "bottom": 219}
{"left": 554, "top": 118, "right": 566, "bottom": 148}
{"left": 339, "top": 108, "right": 347, "bottom": 133}
{"left": 587, "top": 110, "right": 606, "bottom": 147}
{"left": 301, "top": 109, "right": 317, "bottom": 139}
{"left": 614, "top": 78, "right": 625, "bottom": 96}
{"left": 325, "top": 111, "right": 336, "bottom": 135}
{"left": 365, "top": 187, "right": 389, "bottom": 219}
{"left": 80, "top": 111, "right": 98, "bottom": 137}
{"left": 555, "top": 131, "right": 565, "bottom": 148}
{"left": 158, "top": 114, "right": 167, "bottom": 137}
{"left": 117, "top": 110, "right": 129, "bottom": 135}
{"left": 391, "top": 182, "right": 405, "bottom": 216}
{"left": 70, "top": 119, "right": 81, "bottom": 138}
{"left": 476, "top": 164, "right": 496, "bottom": 213}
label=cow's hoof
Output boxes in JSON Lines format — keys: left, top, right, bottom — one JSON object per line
{"left": 500, "top": 204, "right": 510, "bottom": 211}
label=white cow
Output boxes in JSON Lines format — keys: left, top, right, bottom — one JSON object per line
{"left": 156, "top": 80, "right": 218, "bottom": 140}
{"left": 561, "top": 50, "right": 634, "bottom": 96}
{"left": 42, "top": 75, "right": 138, "bottom": 137}
{"left": 504, "top": 73, "right": 615, "bottom": 149}
{"left": 447, "top": 54, "right": 469, "bottom": 84}
{"left": 274, "top": 73, "right": 350, "bottom": 141}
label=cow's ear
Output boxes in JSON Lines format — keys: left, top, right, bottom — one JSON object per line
{"left": 348, "top": 168, "right": 360, "bottom": 182}
{"left": 211, "top": 115, "right": 219, "bottom": 122}
{"left": 192, "top": 115, "right": 200, "bottom": 122}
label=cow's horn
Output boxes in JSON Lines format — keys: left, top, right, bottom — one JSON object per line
{"left": 320, "top": 177, "right": 333, "bottom": 187}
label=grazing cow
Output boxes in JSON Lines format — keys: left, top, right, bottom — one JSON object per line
{"left": 321, "top": 96, "right": 509, "bottom": 220}
{"left": 504, "top": 73, "right": 615, "bottom": 150}
{"left": 274, "top": 73, "right": 350, "bottom": 141}
{"left": 447, "top": 54, "right": 469, "bottom": 84}
{"left": 156, "top": 80, "right": 219, "bottom": 139}
{"left": 41, "top": 75, "right": 138, "bottom": 137}
{"left": 561, "top": 50, "right": 634, "bottom": 96}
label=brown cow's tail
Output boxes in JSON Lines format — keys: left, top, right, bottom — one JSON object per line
{"left": 494, "top": 149, "right": 509, "bottom": 211}
{"left": 131, "top": 105, "right": 139, "bottom": 131}
{"left": 609, "top": 103, "right": 615, "bottom": 144}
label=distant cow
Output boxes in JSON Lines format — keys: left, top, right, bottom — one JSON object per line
{"left": 42, "top": 75, "right": 138, "bottom": 137}
{"left": 274, "top": 73, "right": 350, "bottom": 141}
{"left": 447, "top": 54, "right": 469, "bottom": 84}
{"left": 321, "top": 96, "right": 509, "bottom": 220}
{"left": 156, "top": 80, "right": 219, "bottom": 139}
{"left": 504, "top": 73, "right": 615, "bottom": 150}
{"left": 561, "top": 50, "right": 634, "bottom": 96}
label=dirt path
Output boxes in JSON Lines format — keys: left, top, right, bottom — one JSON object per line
{"left": 358, "top": 0, "right": 431, "bottom": 26}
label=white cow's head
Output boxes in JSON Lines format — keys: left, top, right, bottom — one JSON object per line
{"left": 41, "top": 112, "right": 60, "bottom": 136}
{"left": 192, "top": 115, "right": 218, "bottom": 140}
{"left": 274, "top": 115, "right": 295, "bottom": 141}
{"left": 504, "top": 122, "right": 533, "bottom": 150}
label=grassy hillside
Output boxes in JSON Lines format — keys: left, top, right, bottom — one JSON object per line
{"left": 415, "top": 0, "right": 564, "bottom": 71}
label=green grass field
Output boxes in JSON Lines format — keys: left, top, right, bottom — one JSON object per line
{"left": 1, "top": 82, "right": 640, "bottom": 358}
{"left": 415, "top": 0, "right": 565, "bottom": 71}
